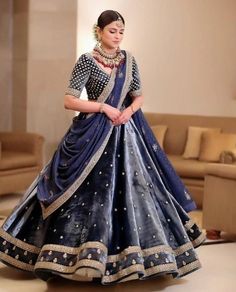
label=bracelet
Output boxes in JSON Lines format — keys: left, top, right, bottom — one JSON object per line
{"left": 130, "top": 104, "right": 135, "bottom": 114}
{"left": 99, "top": 102, "right": 105, "bottom": 113}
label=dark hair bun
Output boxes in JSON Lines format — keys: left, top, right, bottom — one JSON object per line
{"left": 97, "top": 10, "right": 125, "bottom": 29}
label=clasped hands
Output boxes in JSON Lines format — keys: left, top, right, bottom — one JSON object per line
{"left": 103, "top": 104, "right": 133, "bottom": 126}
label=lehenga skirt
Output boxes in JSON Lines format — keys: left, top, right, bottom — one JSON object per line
{"left": 0, "top": 119, "right": 205, "bottom": 284}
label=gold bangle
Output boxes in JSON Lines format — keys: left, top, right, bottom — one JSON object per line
{"left": 130, "top": 104, "right": 135, "bottom": 114}
{"left": 99, "top": 102, "right": 104, "bottom": 113}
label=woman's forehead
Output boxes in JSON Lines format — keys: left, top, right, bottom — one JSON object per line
{"left": 105, "top": 21, "right": 125, "bottom": 30}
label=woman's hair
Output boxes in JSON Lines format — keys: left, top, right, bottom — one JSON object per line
{"left": 93, "top": 10, "right": 125, "bottom": 41}
{"left": 97, "top": 10, "right": 125, "bottom": 29}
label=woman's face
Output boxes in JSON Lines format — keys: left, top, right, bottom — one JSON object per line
{"left": 98, "top": 21, "right": 125, "bottom": 50}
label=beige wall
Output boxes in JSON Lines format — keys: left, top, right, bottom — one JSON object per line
{"left": 12, "top": 0, "right": 29, "bottom": 131}
{"left": 0, "top": 0, "right": 78, "bottom": 162}
{"left": 26, "top": 0, "right": 77, "bottom": 161}
{"left": 77, "top": 0, "right": 236, "bottom": 117}
{"left": 0, "top": 0, "right": 13, "bottom": 131}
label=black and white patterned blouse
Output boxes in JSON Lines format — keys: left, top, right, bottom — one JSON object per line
{"left": 65, "top": 52, "right": 142, "bottom": 100}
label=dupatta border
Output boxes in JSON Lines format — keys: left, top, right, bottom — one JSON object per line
{"left": 40, "top": 51, "right": 133, "bottom": 219}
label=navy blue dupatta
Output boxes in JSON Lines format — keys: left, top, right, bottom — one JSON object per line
{"left": 37, "top": 51, "right": 133, "bottom": 219}
{"left": 131, "top": 110, "right": 196, "bottom": 212}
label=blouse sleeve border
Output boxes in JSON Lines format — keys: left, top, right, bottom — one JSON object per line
{"left": 65, "top": 87, "right": 81, "bottom": 98}
{"left": 129, "top": 89, "right": 142, "bottom": 97}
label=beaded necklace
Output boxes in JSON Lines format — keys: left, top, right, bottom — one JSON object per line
{"left": 92, "top": 44, "right": 125, "bottom": 69}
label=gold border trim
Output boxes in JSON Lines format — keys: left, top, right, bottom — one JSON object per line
{"left": 184, "top": 219, "right": 195, "bottom": 230}
{"left": 174, "top": 242, "right": 193, "bottom": 256}
{"left": 39, "top": 241, "right": 107, "bottom": 255}
{"left": 65, "top": 87, "right": 81, "bottom": 98}
{"left": 0, "top": 229, "right": 204, "bottom": 282}
{"left": 0, "top": 228, "right": 41, "bottom": 253}
{"left": 145, "top": 262, "right": 177, "bottom": 277}
{"left": 178, "top": 259, "right": 201, "bottom": 277}
{"left": 129, "top": 89, "right": 142, "bottom": 97}
{"left": 107, "top": 244, "right": 173, "bottom": 262}
{"left": 0, "top": 251, "right": 34, "bottom": 272}
{"left": 35, "top": 258, "right": 105, "bottom": 274}
{"left": 192, "top": 233, "right": 206, "bottom": 247}
{"left": 103, "top": 264, "right": 144, "bottom": 282}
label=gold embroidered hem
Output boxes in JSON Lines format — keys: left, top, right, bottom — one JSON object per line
{"left": 0, "top": 251, "right": 34, "bottom": 272}
{"left": 0, "top": 227, "right": 204, "bottom": 284}
{"left": 0, "top": 228, "right": 41, "bottom": 253}
{"left": 178, "top": 259, "right": 201, "bottom": 277}
{"left": 192, "top": 233, "right": 206, "bottom": 247}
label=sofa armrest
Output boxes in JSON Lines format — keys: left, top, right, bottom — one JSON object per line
{"left": 205, "top": 163, "right": 236, "bottom": 180}
{"left": 0, "top": 132, "right": 44, "bottom": 166}
{"left": 219, "top": 150, "right": 236, "bottom": 164}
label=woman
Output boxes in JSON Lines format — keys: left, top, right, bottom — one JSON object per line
{"left": 0, "top": 10, "right": 205, "bottom": 284}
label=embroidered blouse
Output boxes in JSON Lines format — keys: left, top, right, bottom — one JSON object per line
{"left": 65, "top": 52, "right": 142, "bottom": 100}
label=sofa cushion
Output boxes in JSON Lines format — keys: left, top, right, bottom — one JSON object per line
{"left": 199, "top": 132, "right": 236, "bottom": 162}
{"left": 168, "top": 154, "right": 207, "bottom": 178}
{"left": 151, "top": 125, "right": 167, "bottom": 149}
{"left": 0, "top": 151, "right": 37, "bottom": 170}
{"left": 183, "top": 126, "right": 221, "bottom": 159}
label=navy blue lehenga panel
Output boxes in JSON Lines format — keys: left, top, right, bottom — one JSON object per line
{"left": 0, "top": 120, "right": 204, "bottom": 284}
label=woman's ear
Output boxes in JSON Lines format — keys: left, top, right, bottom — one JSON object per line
{"left": 96, "top": 27, "right": 102, "bottom": 41}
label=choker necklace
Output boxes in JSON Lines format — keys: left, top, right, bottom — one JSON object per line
{"left": 93, "top": 44, "right": 125, "bottom": 69}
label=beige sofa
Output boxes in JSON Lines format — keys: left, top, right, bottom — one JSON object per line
{"left": 144, "top": 112, "right": 236, "bottom": 208}
{"left": 203, "top": 163, "right": 236, "bottom": 234}
{"left": 0, "top": 132, "right": 44, "bottom": 196}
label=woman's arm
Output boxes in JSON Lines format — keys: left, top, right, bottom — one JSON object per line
{"left": 130, "top": 95, "right": 144, "bottom": 113}
{"left": 64, "top": 95, "right": 101, "bottom": 113}
{"left": 64, "top": 95, "right": 121, "bottom": 122}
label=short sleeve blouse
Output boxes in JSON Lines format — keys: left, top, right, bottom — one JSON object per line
{"left": 65, "top": 52, "right": 142, "bottom": 100}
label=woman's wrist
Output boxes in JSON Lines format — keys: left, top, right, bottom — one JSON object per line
{"left": 129, "top": 104, "right": 135, "bottom": 114}
{"left": 99, "top": 102, "right": 105, "bottom": 113}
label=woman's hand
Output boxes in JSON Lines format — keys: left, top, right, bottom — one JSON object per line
{"left": 103, "top": 104, "right": 122, "bottom": 122}
{"left": 112, "top": 107, "right": 133, "bottom": 126}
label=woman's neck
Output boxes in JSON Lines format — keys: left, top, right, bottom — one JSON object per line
{"left": 100, "top": 44, "right": 117, "bottom": 55}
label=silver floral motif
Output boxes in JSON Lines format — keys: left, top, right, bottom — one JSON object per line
{"left": 152, "top": 143, "right": 158, "bottom": 152}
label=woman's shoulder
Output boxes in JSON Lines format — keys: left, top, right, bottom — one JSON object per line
{"left": 77, "top": 52, "right": 93, "bottom": 62}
